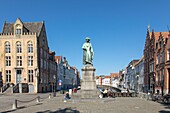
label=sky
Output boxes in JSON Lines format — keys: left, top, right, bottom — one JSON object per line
{"left": 0, "top": 0, "right": 170, "bottom": 76}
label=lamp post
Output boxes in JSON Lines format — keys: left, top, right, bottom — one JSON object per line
{"left": 161, "top": 80, "right": 164, "bottom": 96}
{"left": 53, "top": 75, "right": 56, "bottom": 97}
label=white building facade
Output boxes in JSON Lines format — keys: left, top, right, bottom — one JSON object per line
{"left": 134, "top": 56, "right": 144, "bottom": 92}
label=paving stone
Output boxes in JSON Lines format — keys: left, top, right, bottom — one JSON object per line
{"left": 0, "top": 93, "right": 169, "bottom": 113}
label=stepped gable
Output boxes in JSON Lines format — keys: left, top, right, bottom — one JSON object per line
{"left": 153, "top": 32, "right": 169, "bottom": 40}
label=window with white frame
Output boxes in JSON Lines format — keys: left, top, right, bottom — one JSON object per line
{"left": 17, "top": 56, "right": 22, "bottom": 66}
{"left": 15, "top": 24, "right": 21, "bottom": 35}
{"left": 149, "top": 63, "right": 154, "bottom": 72}
{"left": 28, "top": 70, "right": 33, "bottom": 82}
{"left": 28, "top": 56, "right": 33, "bottom": 66}
{"left": 5, "top": 56, "right": 11, "bottom": 66}
{"left": 5, "top": 42, "right": 10, "bottom": 53}
{"left": 16, "top": 42, "right": 22, "bottom": 53}
{"left": 156, "top": 56, "right": 158, "bottom": 64}
{"left": 167, "top": 49, "right": 170, "bottom": 61}
{"left": 28, "top": 41, "right": 33, "bottom": 53}
{"left": 6, "top": 70, "right": 11, "bottom": 82}
{"left": 16, "top": 29, "right": 21, "bottom": 35}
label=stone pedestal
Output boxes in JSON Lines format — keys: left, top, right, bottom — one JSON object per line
{"left": 76, "top": 65, "right": 99, "bottom": 99}
{"left": 81, "top": 66, "right": 96, "bottom": 90}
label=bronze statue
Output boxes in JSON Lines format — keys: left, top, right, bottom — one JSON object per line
{"left": 82, "top": 37, "right": 94, "bottom": 66}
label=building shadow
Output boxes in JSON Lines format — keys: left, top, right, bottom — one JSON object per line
{"left": 159, "top": 110, "right": 170, "bottom": 113}
{"left": 158, "top": 102, "right": 170, "bottom": 109}
{"left": 36, "top": 107, "right": 80, "bottom": 113}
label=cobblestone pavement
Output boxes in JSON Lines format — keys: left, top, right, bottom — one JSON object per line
{"left": 0, "top": 93, "right": 170, "bottom": 113}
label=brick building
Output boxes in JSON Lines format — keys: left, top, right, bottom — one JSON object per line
{"left": 144, "top": 26, "right": 155, "bottom": 92}
{"left": 155, "top": 31, "right": 170, "bottom": 94}
{"left": 144, "top": 25, "right": 170, "bottom": 94}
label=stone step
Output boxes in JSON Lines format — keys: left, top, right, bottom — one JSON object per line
{"left": 3, "top": 87, "right": 12, "bottom": 94}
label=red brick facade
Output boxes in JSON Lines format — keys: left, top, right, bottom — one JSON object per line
{"left": 144, "top": 26, "right": 170, "bottom": 94}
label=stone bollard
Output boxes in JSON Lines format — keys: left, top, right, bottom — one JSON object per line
{"left": 36, "top": 96, "right": 40, "bottom": 103}
{"left": 49, "top": 94, "right": 51, "bottom": 99}
{"left": 12, "top": 99, "right": 17, "bottom": 109}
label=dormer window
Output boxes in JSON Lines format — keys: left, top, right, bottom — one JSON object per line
{"left": 15, "top": 24, "right": 22, "bottom": 35}
{"left": 5, "top": 41, "right": 10, "bottom": 53}
{"left": 16, "top": 29, "right": 21, "bottom": 35}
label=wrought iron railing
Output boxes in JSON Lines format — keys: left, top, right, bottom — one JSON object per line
{"left": 1, "top": 83, "right": 10, "bottom": 93}
{"left": 13, "top": 83, "right": 19, "bottom": 93}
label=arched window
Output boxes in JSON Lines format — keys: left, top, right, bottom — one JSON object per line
{"left": 16, "top": 42, "right": 22, "bottom": 53}
{"left": 5, "top": 42, "right": 10, "bottom": 53}
{"left": 28, "top": 41, "right": 33, "bottom": 53}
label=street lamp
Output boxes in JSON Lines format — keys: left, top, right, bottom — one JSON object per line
{"left": 53, "top": 75, "right": 56, "bottom": 97}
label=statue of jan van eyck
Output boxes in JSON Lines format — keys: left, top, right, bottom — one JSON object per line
{"left": 82, "top": 37, "right": 94, "bottom": 66}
